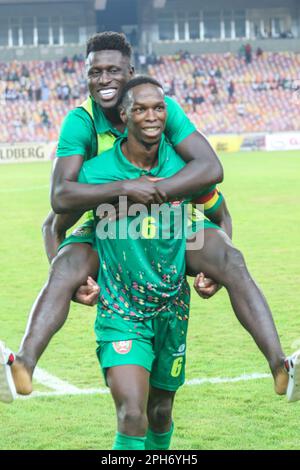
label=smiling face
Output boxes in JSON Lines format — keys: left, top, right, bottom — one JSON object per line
{"left": 121, "top": 83, "right": 167, "bottom": 146}
{"left": 86, "top": 50, "right": 134, "bottom": 110}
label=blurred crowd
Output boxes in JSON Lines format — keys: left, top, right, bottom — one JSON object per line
{"left": 0, "top": 55, "right": 87, "bottom": 143}
{"left": 148, "top": 48, "right": 300, "bottom": 135}
{"left": 0, "top": 48, "right": 299, "bottom": 143}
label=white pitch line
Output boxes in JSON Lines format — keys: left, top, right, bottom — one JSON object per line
{"left": 17, "top": 372, "right": 271, "bottom": 400}
{"left": 185, "top": 372, "right": 271, "bottom": 386}
{"left": 18, "top": 388, "right": 109, "bottom": 400}
{"left": 33, "top": 367, "right": 81, "bottom": 393}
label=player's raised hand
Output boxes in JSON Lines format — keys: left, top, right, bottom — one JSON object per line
{"left": 122, "top": 176, "right": 167, "bottom": 205}
{"left": 193, "top": 272, "right": 222, "bottom": 299}
{"left": 73, "top": 276, "right": 100, "bottom": 306}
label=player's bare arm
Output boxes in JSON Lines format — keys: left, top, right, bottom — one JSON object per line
{"left": 51, "top": 155, "right": 162, "bottom": 213}
{"left": 205, "top": 196, "right": 232, "bottom": 239}
{"left": 42, "top": 211, "right": 84, "bottom": 263}
{"left": 51, "top": 134, "right": 223, "bottom": 214}
{"left": 192, "top": 196, "right": 232, "bottom": 299}
{"left": 155, "top": 130, "right": 223, "bottom": 201}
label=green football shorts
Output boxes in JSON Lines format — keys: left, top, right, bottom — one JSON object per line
{"left": 58, "top": 219, "right": 97, "bottom": 251}
{"left": 96, "top": 294, "right": 190, "bottom": 392}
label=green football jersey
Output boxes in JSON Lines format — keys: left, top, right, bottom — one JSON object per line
{"left": 78, "top": 136, "right": 193, "bottom": 322}
{"left": 56, "top": 96, "right": 196, "bottom": 160}
{"left": 56, "top": 95, "right": 196, "bottom": 227}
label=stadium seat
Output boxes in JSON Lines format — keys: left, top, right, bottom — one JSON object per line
{"left": 0, "top": 51, "right": 299, "bottom": 142}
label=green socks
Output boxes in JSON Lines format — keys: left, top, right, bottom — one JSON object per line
{"left": 112, "top": 423, "right": 174, "bottom": 450}
{"left": 113, "top": 432, "right": 146, "bottom": 450}
{"left": 145, "top": 422, "right": 174, "bottom": 450}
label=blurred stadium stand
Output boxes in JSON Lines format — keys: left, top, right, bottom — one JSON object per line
{"left": 0, "top": 0, "right": 299, "bottom": 143}
{"left": 0, "top": 50, "right": 299, "bottom": 143}
{"left": 0, "top": 0, "right": 299, "bottom": 59}
{"left": 148, "top": 50, "right": 300, "bottom": 135}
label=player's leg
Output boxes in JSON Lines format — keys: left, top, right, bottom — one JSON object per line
{"left": 186, "top": 228, "right": 287, "bottom": 394}
{"left": 12, "top": 242, "right": 99, "bottom": 395}
{"left": 146, "top": 386, "right": 175, "bottom": 450}
{"left": 107, "top": 365, "right": 149, "bottom": 445}
{"left": 146, "top": 302, "right": 189, "bottom": 449}
{"left": 97, "top": 334, "right": 155, "bottom": 449}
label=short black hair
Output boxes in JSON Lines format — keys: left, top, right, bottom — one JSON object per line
{"left": 86, "top": 31, "right": 132, "bottom": 58}
{"left": 119, "top": 75, "right": 164, "bottom": 107}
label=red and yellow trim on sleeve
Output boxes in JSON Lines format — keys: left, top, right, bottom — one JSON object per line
{"left": 192, "top": 186, "right": 224, "bottom": 216}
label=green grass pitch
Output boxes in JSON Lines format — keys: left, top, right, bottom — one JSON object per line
{"left": 0, "top": 150, "right": 300, "bottom": 450}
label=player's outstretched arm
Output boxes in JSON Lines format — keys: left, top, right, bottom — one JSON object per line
{"left": 155, "top": 131, "right": 223, "bottom": 201}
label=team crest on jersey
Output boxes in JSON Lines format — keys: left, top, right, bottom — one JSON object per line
{"left": 170, "top": 200, "right": 183, "bottom": 207}
{"left": 112, "top": 340, "right": 132, "bottom": 355}
{"left": 71, "top": 227, "right": 92, "bottom": 237}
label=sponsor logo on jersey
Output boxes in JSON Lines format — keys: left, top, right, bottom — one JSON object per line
{"left": 112, "top": 340, "right": 132, "bottom": 355}
{"left": 172, "top": 343, "right": 186, "bottom": 357}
